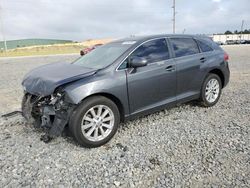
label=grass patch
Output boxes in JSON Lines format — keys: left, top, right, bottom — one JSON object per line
{"left": 0, "top": 43, "right": 86, "bottom": 57}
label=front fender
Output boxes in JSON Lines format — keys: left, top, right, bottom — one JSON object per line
{"left": 63, "top": 70, "right": 130, "bottom": 116}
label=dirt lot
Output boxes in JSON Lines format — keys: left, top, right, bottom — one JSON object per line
{"left": 0, "top": 54, "right": 78, "bottom": 115}
{"left": 0, "top": 45, "right": 249, "bottom": 187}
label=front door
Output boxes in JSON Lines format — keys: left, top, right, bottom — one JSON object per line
{"left": 126, "top": 38, "right": 177, "bottom": 115}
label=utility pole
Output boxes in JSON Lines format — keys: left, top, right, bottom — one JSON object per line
{"left": 182, "top": 28, "right": 186, "bottom": 34}
{"left": 0, "top": 1, "right": 7, "bottom": 52}
{"left": 172, "top": 0, "right": 176, "bottom": 34}
{"left": 240, "top": 20, "right": 244, "bottom": 44}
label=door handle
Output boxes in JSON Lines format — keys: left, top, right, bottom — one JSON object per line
{"left": 200, "top": 57, "right": 206, "bottom": 63}
{"left": 165, "top": 65, "right": 175, "bottom": 72}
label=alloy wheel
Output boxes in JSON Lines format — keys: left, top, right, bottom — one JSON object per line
{"left": 205, "top": 78, "right": 220, "bottom": 103}
{"left": 81, "top": 105, "right": 115, "bottom": 142}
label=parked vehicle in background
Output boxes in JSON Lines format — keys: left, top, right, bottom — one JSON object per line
{"left": 80, "top": 44, "right": 103, "bottom": 56}
{"left": 225, "top": 40, "right": 237, "bottom": 45}
{"left": 22, "top": 34, "right": 230, "bottom": 147}
{"left": 240, "top": 40, "right": 250, "bottom": 44}
{"left": 225, "top": 40, "right": 250, "bottom": 45}
{"left": 216, "top": 41, "right": 224, "bottom": 45}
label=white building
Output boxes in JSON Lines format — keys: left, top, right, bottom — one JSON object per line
{"left": 212, "top": 34, "right": 250, "bottom": 43}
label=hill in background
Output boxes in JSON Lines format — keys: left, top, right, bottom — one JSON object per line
{"left": 0, "top": 39, "right": 73, "bottom": 50}
{"left": 0, "top": 38, "right": 114, "bottom": 57}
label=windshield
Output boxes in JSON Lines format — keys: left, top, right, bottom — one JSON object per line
{"left": 73, "top": 42, "right": 133, "bottom": 69}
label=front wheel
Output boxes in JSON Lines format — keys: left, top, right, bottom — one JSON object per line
{"left": 200, "top": 73, "right": 222, "bottom": 107}
{"left": 69, "top": 96, "right": 120, "bottom": 148}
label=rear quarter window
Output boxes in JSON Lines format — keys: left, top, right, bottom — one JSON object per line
{"left": 170, "top": 38, "right": 200, "bottom": 58}
{"left": 196, "top": 39, "right": 213, "bottom": 52}
{"left": 197, "top": 37, "right": 222, "bottom": 51}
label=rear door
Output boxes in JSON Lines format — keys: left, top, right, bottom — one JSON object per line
{"left": 125, "top": 38, "right": 177, "bottom": 115}
{"left": 169, "top": 37, "right": 204, "bottom": 100}
{"left": 195, "top": 38, "right": 218, "bottom": 65}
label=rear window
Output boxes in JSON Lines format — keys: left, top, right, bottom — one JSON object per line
{"left": 170, "top": 38, "right": 199, "bottom": 58}
{"left": 196, "top": 39, "right": 213, "bottom": 52}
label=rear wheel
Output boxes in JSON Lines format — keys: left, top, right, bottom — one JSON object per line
{"left": 69, "top": 96, "right": 120, "bottom": 148}
{"left": 200, "top": 73, "right": 222, "bottom": 107}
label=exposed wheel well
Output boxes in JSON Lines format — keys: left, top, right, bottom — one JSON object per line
{"left": 209, "top": 69, "right": 225, "bottom": 88}
{"left": 80, "top": 93, "right": 125, "bottom": 122}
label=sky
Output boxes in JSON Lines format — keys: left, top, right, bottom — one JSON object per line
{"left": 0, "top": 0, "right": 250, "bottom": 41}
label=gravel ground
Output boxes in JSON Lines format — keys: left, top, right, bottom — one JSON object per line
{"left": 0, "top": 54, "right": 78, "bottom": 115}
{"left": 0, "top": 46, "right": 249, "bottom": 187}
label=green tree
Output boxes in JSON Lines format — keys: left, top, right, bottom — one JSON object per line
{"left": 242, "top": 29, "right": 250, "bottom": 34}
{"left": 224, "top": 30, "right": 232, "bottom": 34}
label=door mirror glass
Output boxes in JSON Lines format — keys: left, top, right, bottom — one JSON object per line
{"left": 130, "top": 57, "right": 148, "bottom": 68}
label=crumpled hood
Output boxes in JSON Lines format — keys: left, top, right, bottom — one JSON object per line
{"left": 22, "top": 62, "right": 97, "bottom": 96}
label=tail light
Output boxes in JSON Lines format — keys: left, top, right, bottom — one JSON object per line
{"left": 224, "top": 53, "right": 229, "bottom": 61}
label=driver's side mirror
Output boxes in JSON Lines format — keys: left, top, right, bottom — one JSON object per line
{"left": 130, "top": 57, "right": 148, "bottom": 68}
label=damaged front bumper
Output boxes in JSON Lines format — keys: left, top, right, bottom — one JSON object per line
{"left": 22, "top": 91, "right": 75, "bottom": 143}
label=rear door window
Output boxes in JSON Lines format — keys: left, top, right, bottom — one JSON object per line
{"left": 196, "top": 39, "right": 213, "bottom": 52}
{"left": 170, "top": 38, "right": 200, "bottom": 58}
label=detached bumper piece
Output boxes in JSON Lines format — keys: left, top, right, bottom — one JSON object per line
{"left": 40, "top": 106, "right": 72, "bottom": 143}
{"left": 22, "top": 93, "right": 74, "bottom": 143}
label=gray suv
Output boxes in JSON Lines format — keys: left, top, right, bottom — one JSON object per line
{"left": 22, "top": 35, "right": 230, "bottom": 147}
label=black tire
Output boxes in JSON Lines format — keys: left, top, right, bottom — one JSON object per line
{"left": 69, "top": 96, "right": 120, "bottom": 148}
{"left": 199, "top": 73, "right": 222, "bottom": 107}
